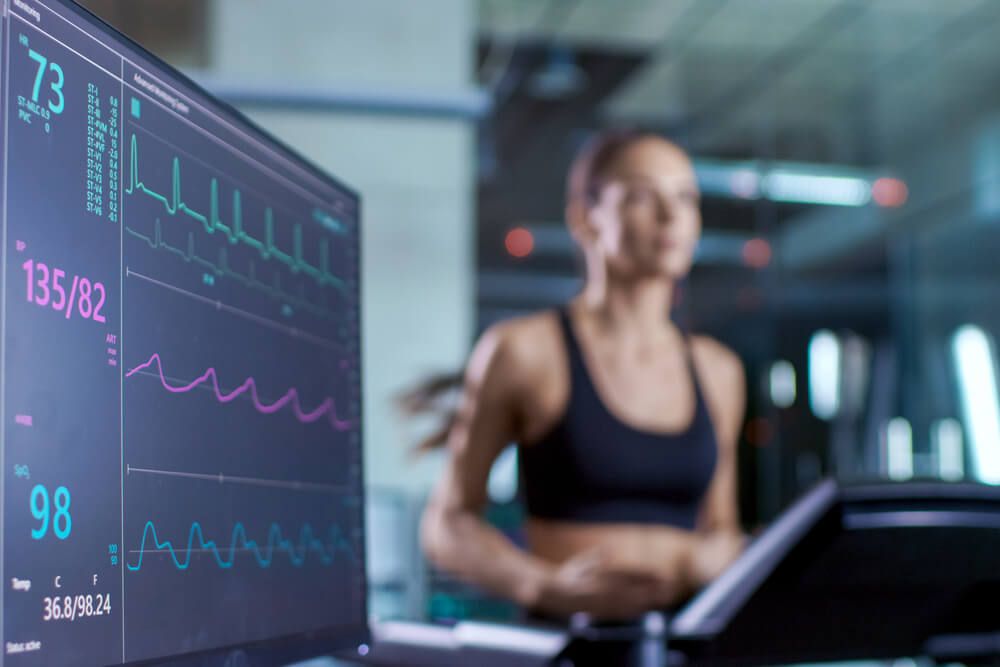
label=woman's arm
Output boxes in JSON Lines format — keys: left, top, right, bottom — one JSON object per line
{"left": 421, "top": 318, "right": 669, "bottom": 618}
{"left": 420, "top": 323, "right": 546, "bottom": 604}
{"left": 687, "top": 337, "right": 747, "bottom": 585}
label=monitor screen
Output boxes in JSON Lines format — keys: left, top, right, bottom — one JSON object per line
{"left": 0, "top": 0, "right": 367, "bottom": 664}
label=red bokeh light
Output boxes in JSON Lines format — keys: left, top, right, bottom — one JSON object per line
{"left": 744, "top": 417, "right": 774, "bottom": 447}
{"left": 505, "top": 227, "right": 534, "bottom": 259}
{"left": 742, "top": 238, "right": 772, "bottom": 269}
{"left": 872, "top": 177, "right": 908, "bottom": 208}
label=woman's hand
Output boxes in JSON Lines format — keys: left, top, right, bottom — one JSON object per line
{"left": 685, "top": 531, "right": 745, "bottom": 587}
{"left": 530, "top": 547, "right": 684, "bottom": 620}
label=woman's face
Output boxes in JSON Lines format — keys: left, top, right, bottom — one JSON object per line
{"left": 585, "top": 138, "right": 701, "bottom": 280}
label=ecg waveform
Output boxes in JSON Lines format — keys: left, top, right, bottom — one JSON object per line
{"left": 125, "top": 133, "right": 346, "bottom": 291}
{"left": 126, "top": 353, "right": 354, "bottom": 431}
{"left": 126, "top": 221, "right": 331, "bottom": 318}
{"left": 126, "top": 520, "right": 354, "bottom": 571}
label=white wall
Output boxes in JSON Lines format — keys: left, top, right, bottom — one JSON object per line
{"left": 206, "top": 0, "right": 476, "bottom": 494}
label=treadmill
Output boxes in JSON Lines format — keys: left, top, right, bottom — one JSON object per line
{"left": 672, "top": 479, "right": 1000, "bottom": 665}
{"left": 360, "top": 479, "right": 1000, "bottom": 666}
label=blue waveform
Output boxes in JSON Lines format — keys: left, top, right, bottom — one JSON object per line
{"left": 126, "top": 520, "right": 354, "bottom": 571}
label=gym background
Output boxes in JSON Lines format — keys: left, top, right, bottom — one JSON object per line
{"left": 83, "top": 0, "right": 1000, "bottom": 635}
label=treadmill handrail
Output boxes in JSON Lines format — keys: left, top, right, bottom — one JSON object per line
{"left": 453, "top": 621, "right": 569, "bottom": 655}
{"left": 845, "top": 509, "right": 1000, "bottom": 530}
{"left": 670, "top": 478, "right": 838, "bottom": 638}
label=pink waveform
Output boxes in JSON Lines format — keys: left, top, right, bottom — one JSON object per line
{"left": 127, "top": 353, "right": 354, "bottom": 431}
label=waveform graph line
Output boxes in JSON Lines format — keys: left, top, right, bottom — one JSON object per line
{"left": 126, "top": 464, "right": 350, "bottom": 495}
{"left": 126, "top": 352, "right": 355, "bottom": 431}
{"left": 124, "top": 132, "right": 348, "bottom": 293}
{"left": 125, "top": 220, "right": 333, "bottom": 319}
{"left": 125, "top": 520, "right": 356, "bottom": 572}
{"left": 125, "top": 268, "right": 345, "bottom": 351}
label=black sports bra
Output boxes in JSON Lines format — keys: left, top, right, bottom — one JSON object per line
{"left": 518, "top": 310, "right": 718, "bottom": 530}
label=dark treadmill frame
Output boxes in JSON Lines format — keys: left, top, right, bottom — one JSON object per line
{"left": 670, "top": 479, "right": 1000, "bottom": 666}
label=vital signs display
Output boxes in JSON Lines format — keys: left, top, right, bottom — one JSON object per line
{"left": 0, "top": 0, "right": 367, "bottom": 664}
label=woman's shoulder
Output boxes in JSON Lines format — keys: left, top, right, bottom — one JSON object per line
{"left": 485, "top": 308, "right": 561, "bottom": 341}
{"left": 475, "top": 309, "right": 565, "bottom": 375}
{"left": 688, "top": 334, "right": 745, "bottom": 443}
{"left": 688, "top": 334, "right": 743, "bottom": 380}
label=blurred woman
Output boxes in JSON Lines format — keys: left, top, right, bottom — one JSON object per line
{"left": 413, "top": 130, "right": 746, "bottom": 620}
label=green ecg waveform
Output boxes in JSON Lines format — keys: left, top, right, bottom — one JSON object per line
{"left": 125, "top": 134, "right": 345, "bottom": 292}
{"left": 126, "top": 220, "right": 331, "bottom": 318}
